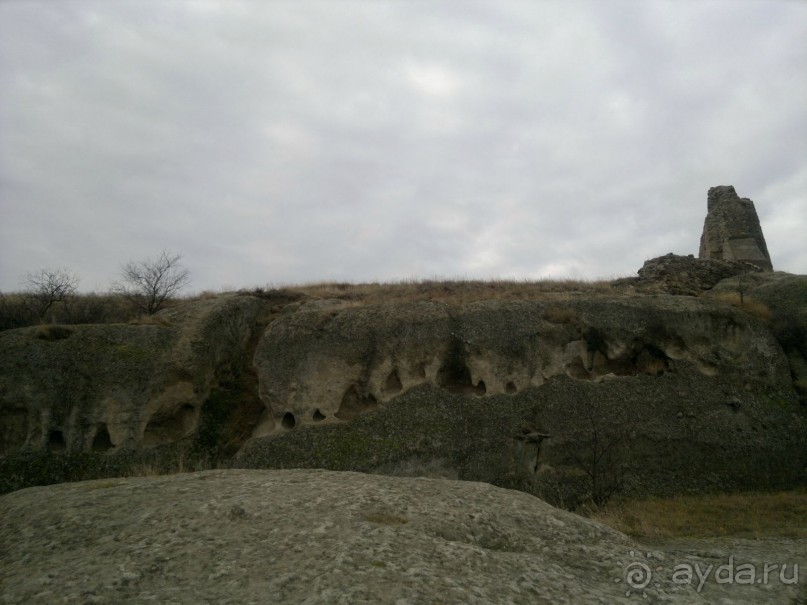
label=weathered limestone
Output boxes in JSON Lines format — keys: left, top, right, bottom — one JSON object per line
{"left": 5, "top": 469, "right": 805, "bottom": 604}
{"left": 3, "top": 288, "right": 806, "bottom": 501}
{"left": 0, "top": 294, "right": 267, "bottom": 456}
{"left": 240, "top": 296, "right": 807, "bottom": 503}
{"left": 617, "top": 253, "right": 762, "bottom": 296}
{"left": 699, "top": 185, "right": 773, "bottom": 271}
{"left": 252, "top": 298, "right": 790, "bottom": 434}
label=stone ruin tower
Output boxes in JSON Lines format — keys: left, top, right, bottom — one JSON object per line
{"left": 698, "top": 185, "right": 773, "bottom": 271}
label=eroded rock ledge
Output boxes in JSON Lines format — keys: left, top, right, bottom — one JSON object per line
{"left": 0, "top": 294, "right": 268, "bottom": 457}
{"left": 614, "top": 253, "right": 762, "bottom": 296}
{"left": 252, "top": 296, "right": 789, "bottom": 435}
{"left": 1, "top": 279, "right": 805, "bottom": 502}
{"left": 234, "top": 293, "right": 807, "bottom": 504}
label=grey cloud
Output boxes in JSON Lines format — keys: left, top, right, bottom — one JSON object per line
{"left": 1, "top": 0, "right": 804, "bottom": 292}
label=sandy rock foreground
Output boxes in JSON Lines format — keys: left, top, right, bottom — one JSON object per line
{"left": 1, "top": 469, "right": 803, "bottom": 604}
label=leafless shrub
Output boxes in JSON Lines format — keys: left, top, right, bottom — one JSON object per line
{"left": 113, "top": 250, "right": 190, "bottom": 315}
{"left": 23, "top": 268, "right": 80, "bottom": 322}
{"left": 61, "top": 293, "right": 138, "bottom": 325}
{"left": 0, "top": 293, "right": 31, "bottom": 330}
{"left": 569, "top": 403, "right": 638, "bottom": 508}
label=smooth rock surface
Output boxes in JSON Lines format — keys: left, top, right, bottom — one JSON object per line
{"left": 2, "top": 469, "right": 805, "bottom": 604}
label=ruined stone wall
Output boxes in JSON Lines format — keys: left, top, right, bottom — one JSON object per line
{"left": 613, "top": 252, "right": 762, "bottom": 296}
{"left": 699, "top": 185, "right": 773, "bottom": 270}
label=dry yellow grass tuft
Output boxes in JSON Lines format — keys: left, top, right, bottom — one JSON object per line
{"left": 128, "top": 314, "right": 172, "bottom": 326}
{"left": 590, "top": 489, "right": 807, "bottom": 539}
{"left": 364, "top": 513, "right": 410, "bottom": 525}
{"left": 542, "top": 306, "right": 580, "bottom": 324}
{"left": 84, "top": 480, "right": 128, "bottom": 490}
{"left": 707, "top": 291, "right": 772, "bottom": 322}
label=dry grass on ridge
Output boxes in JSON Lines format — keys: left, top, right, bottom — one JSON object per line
{"left": 703, "top": 290, "right": 773, "bottom": 322}
{"left": 589, "top": 489, "right": 807, "bottom": 540}
{"left": 245, "top": 278, "right": 620, "bottom": 307}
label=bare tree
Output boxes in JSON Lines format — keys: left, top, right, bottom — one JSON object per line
{"left": 569, "top": 404, "right": 636, "bottom": 508}
{"left": 24, "top": 268, "right": 80, "bottom": 321}
{"left": 114, "top": 250, "right": 190, "bottom": 315}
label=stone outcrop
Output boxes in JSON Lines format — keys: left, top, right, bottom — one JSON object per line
{"left": 3, "top": 469, "right": 805, "bottom": 604}
{"left": 615, "top": 253, "right": 762, "bottom": 296}
{"left": 252, "top": 297, "right": 789, "bottom": 431}
{"left": 709, "top": 271, "right": 807, "bottom": 406}
{"left": 0, "top": 294, "right": 268, "bottom": 457}
{"left": 699, "top": 185, "right": 773, "bottom": 271}
{"left": 237, "top": 296, "right": 807, "bottom": 504}
{"left": 2, "top": 280, "right": 806, "bottom": 503}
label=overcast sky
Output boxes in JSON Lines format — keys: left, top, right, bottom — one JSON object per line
{"left": 1, "top": 0, "right": 805, "bottom": 293}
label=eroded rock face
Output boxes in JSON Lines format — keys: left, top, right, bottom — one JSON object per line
{"left": 0, "top": 295, "right": 267, "bottom": 456}
{"left": 709, "top": 271, "right": 807, "bottom": 406}
{"left": 2, "top": 285, "right": 806, "bottom": 501}
{"left": 699, "top": 185, "right": 773, "bottom": 271}
{"left": 243, "top": 296, "right": 807, "bottom": 502}
{"left": 252, "top": 297, "right": 792, "bottom": 434}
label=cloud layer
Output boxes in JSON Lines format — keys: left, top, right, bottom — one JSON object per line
{"left": 1, "top": 0, "right": 805, "bottom": 292}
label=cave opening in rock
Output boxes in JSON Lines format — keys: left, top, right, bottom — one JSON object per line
{"left": 335, "top": 386, "right": 378, "bottom": 421}
{"left": 383, "top": 370, "right": 403, "bottom": 396}
{"left": 312, "top": 409, "right": 326, "bottom": 422}
{"left": 506, "top": 382, "right": 517, "bottom": 394}
{"left": 437, "top": 340, "right": 486, "bottom": 395}
{"left": 91, "top": 423, "right": 114, "bottom": 452}
{"left": 634, "top": 345, "right": 671, "bottom": 376}
{"left": 143, "top": 404, "right": 196, "bottom": 446}
{"left": 47, "top": 429, "right": 66, "bottom": 452}
{"left": 281, "top": 412, "right": 296, "bottom": 429}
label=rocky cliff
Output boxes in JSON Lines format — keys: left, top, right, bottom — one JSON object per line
{"left": 237, "top": 293, "right": 806, "bottom": 504}
{"left": 2, "top": 275, "right": 805, "bottom": 504}
{"left": 0, "top": 294, "right": 268, "bottom": 457}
